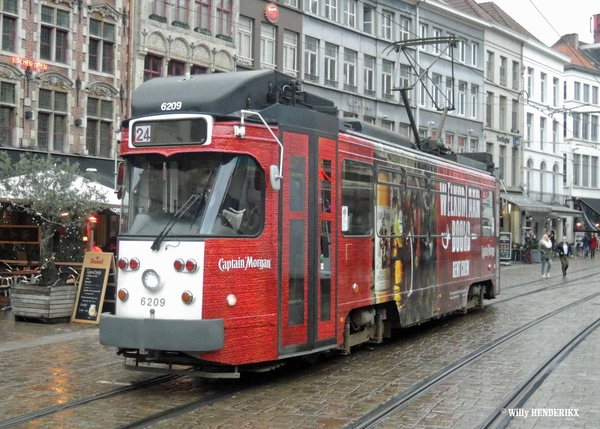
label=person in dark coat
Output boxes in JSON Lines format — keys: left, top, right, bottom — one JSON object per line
{"left": 555, "top": 236, "right": 573, "bottom": 278}
{"left": 582, "top": 234, "right": 591, "bottom": 258}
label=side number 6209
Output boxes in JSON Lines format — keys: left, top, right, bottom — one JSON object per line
{"left": 161, "top": 101, "right": 182, "bottom": 111}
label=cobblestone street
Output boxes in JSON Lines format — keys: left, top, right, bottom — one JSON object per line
{"left": 1, "top": 257, "right": 599, "bottom": 428}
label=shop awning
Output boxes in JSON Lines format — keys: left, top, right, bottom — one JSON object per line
{"left": 579, "top": 198, "right": 600, "bottom": 216}
{"left": 501, "top": 193, "right": 552, "bottom": 213}
{"left": 550, "top": 206, "right": 582, "bottom": 217}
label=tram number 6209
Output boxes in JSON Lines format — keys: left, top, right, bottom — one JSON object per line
{"left": 141, "top": 297, "right": 166, "bottom": 307}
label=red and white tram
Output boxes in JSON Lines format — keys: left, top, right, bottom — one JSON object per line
{"left": 99, "top": 70, "right": 499, "bottom": 377}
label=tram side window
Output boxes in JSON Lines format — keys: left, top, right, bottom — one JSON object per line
{"left": 342, "top": 160, "right": 373, "bottom": 236}
{"left": 482, "top": 190, "right": 495, "bottom": 236}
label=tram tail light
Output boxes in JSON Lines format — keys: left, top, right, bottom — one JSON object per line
{"left": 185, "top": 259, "right": 198, "bottom": 272}
{"left": 174, "top": 259, "right": 184, "bottom": 272}
{"left": 129, "top": 258, "right": 140, "bottom": 270}
{"left": 117, "top": 289, "right": 129, "bottom": 301}
{"left": 117, "top": 258, "right": 129, "bottom": 270}
{"left": 182, "top": 290, "right": 194, "bottom": 304}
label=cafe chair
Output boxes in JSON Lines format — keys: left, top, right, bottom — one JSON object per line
{"left": 0, "top": 276, "right": 12, "bottom": 317}
{"left": 0, "top": 261, "right": 13, "bottom": 271}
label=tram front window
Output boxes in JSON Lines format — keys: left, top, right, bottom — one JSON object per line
{"left": 120, "top": 154, "right": 264, "bottom": 237}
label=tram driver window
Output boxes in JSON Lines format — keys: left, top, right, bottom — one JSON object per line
{"left": 342, "top": 160, "right": 374, "bottom": 236}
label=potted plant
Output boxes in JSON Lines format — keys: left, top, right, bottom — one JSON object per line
{"left": 0, "top": 153, "right": 108, "bottom": 321}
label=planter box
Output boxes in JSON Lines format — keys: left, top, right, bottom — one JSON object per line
{"left": 11, "top": 283, "right": 77, "bottom": 323}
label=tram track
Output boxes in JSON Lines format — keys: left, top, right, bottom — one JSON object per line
{"left": 343, "top": 290, "right": 600, "bottom": 429}
{"left": 478, "top": 317, "right": 600, "bottom": 429}
{"left": 0, "top": 374, "right": 180, "bottom": 428}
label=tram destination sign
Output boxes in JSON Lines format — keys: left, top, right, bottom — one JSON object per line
{"left": 132, "top": 118, "right": 209, "bottom": 146}
{"left": 0, "top": 226, "right": 41, "bottom": 244}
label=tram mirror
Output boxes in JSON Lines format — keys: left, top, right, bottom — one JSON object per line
{"left": 270, "top": 165, "right": 281, "bottom": 191}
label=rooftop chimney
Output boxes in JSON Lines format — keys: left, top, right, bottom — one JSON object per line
{"left": 562, "top": 33, "right": 579, "bottom": 49}
{"left": 594, "top": 14, "right": 600, "bottom": 43}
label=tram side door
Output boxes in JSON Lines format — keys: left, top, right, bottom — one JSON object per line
{"left": 280, "top": 129, "right": 337, "bottom": 355}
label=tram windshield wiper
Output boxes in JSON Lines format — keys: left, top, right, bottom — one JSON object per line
{"left": 150, "top": 193, "right": 201, "bottom": 251}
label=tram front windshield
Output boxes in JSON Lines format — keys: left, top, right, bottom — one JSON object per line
{"left": 120, "top": 153, "right": 264, "bottom": 237}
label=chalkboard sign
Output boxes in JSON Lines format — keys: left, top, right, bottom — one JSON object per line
{"left": 71, "top": 252, "right": 115, "bottom": 324}
{"left": 0, "top": 225, "right": 41, "bottom": 244}
{"left": 499, "top": 232, "right": 512, "bottom": 261}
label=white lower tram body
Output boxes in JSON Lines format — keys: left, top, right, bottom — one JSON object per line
{"left": 99, "top": 240, "right": 224, "bottom": 353}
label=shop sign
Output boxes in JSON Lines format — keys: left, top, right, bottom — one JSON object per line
{"left": 265, "top": 3, "right": 279, "bottom": 23}
{"left": 11, "top": 56, "right": 49, "bottom": 72}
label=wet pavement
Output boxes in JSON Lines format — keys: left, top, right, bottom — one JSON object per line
{"left": 1, "top": 256, "right": 599, "bottom": 428}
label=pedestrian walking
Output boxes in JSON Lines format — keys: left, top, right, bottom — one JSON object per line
{"left": 555, "top": 236, "right": 573, "bottom": 278}
{"left": 549, "top": 231, "right": 556, "bottom": 259}
{"left": 591, "top": 234, "right": 597, "bottom": 258}
{"left": 582, "top": 234, "right": 591, "bottom": 258}
{"left": 539, "top": 234, "right": 553, "bottom": 277}
{"left": 524, "top": 231, "right": 535, "bottom": 264}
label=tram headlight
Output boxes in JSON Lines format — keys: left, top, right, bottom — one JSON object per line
{"left": 142, "top": 269, "right": 163, "bottom": 291}
{"left": 117, "top": 258, "right": 129, "bottom": 270}
{"left": 129, "top": 258, "right": 140, "bottom": 271}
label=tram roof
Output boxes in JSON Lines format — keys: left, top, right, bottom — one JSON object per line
{"left": 130, "top": 69, "right": 337, "bottom": 118}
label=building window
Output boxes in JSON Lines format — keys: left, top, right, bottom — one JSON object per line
{"left": 363, "top": 4, "right": 373, "bottom": 34}
{"left": 499, "top": 95, "right": 506, "bottom": 129}
{"left": 485, "top": 92, "right": 493, "bottom": 127}
{"left": 573, "top": 113, "right": 580, "bottom": 138}
{"left": 458, "top": 81, "right": 466, "bottom": 115}
{"left": 195, "top": 0, "right": 211, "bottom": 30}
{"left": 512, "top": 61, "right": 519, "bottom": 91}
{"left": 540, "top": 72, "right": 546, "bottom": 103}
{"left": 216, "top": 0, "right": 231, "bottom": 36}
{"left": 306, "top": 0, "right": 317, "bottom": 14}
{"left": 470, "top": 137, "right": 478, "bottom": 152}
{"left": 574, "top": 82, "right": 581, "bottom": 101}
{"left": 553, "top": 78, "right": 559, "bottom": 107}
{"left": 191, "top": 65, "right": 207, "bottom": 74}
{"left": 260, "top": 23, "right": 276, "bottom": 67}
{"left": 592, "top": 115, "right": 598, "bottom": 142}
{"left": 1, "top": 0, "right": 18, "bottom": 52}
{"left": 344, "top": 0, "right": 356, "bottom": 28}
{"left": 38, "top": 88, "right": 67, "bottom": 153}
{"left": 458, "top": 40, "right": 466, "bottom": 63}
{"left": 0, "top": 81, "right": 15, "bottom": 147}
{"left": 325, "top": 0, "right": 337, "bottom": 21}
{"left": 527, "top": 67, "right": 533, "bottom": 99}
{"left": 167, "top": 59, "right": 186, "bottom": 76}
{"left": 86, "top": 97, "right": 113, "bottom": 158}
{"left": 592, "top": 157, "right": 599, "bottom": 188}
{"left": 434, "top": 29, "right": 442, "bottom": 54}
{"left": 364, "top": 55, "right": 375, "bottom": 96}
{"left": 151, "top": 0, "right": 167, "bottom": 16}
{"left": 486, "top": 51, "right": 494, "bottom": 81}
{"left": 304, "top": 37, "right": 318, "bottom": 82}
{"left": 457, "top": 135, "right": 466, "bottom": 153}
{"left": 284, "top": 0, "right": 298, "bottom": 6}
{"left": 283, "top": 30, "right": 298, "bottom": 76}
{"left": 343, "top": 49, "right": 356, "bottom": 91}
{"left": 237, "top": 16, "right": 252, "bottom": 61}
{"left": 471, "top": 84, "right": 478, "bottom": 118}
{"left": 445, "top": 77, "right": 453, "bottom": 108}
{"left": 382, "top": 10, "right": 393, "bottom": 40}
{"left": 582, "top": 155, "right": 590, "bottom": 187}
{"left": 89, "top": 19, "right": 115, "bottom": 74}
{"left": 526, "top": 113, "right": 533, "bottom": 143}
{"left": 381, "top": 119, "right": 394, "bottom": 130}
{"left": 573, "top": 154, "right": 580, "bottom": 186}
{"left": 172, "top": 0, "right": 189, "bottom": 24}
{"left": 419, "top": 24, "right": 427, "bottom": 50}
{"left": 540, "top": 117, "right": 546, "bottom": 151}
{"left": 584, "top": 84, "right": 590, "bottom": 103}
{"left": 582, "top": 113, "right": 589, "bottom": 140}
{"left": 400, "top": 17, "right": 410, "bottom": 41}
{"left": 144, "top": 54, "right": 162, "bottom": 81}
{"left": 432, "top": 74, "right": 441, "bottom": 107}
{"left": 40, "top": 6, "right": 69, "bottom": 63}
{"left": 593, "top": 87, "right": 599, "bottom": 105}
{"left": 471, "top": 42, "right": 478, "bottom": 66}
{"left": 382, "top": 60, "right": 393, "bottom": 98}
{"left": 500, "top": 57, "right": 507, "bottom": 86}
{"left": 445, "top": 132, "right": 454, "bottom": 151}
{"left": 511, "top": 99, "right": 518, "bottom": 132}
{"left": 552, "top": 120, "right": 559, "bottom": 144}
{"left": 363, "top": 116, "right": 375, "bottom": 124}
{"left": 324, "top": 42, "right": 338, "bottom": 86}
{"left": 499, "top": 145, "right": 505, "bottom": 180}
{"left": 512, "top": 148, "right": 518, "bottom": 185}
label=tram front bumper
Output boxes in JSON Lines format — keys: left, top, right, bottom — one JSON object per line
{"left": 99, "top": 313, "right": 224, "bottom": 352}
